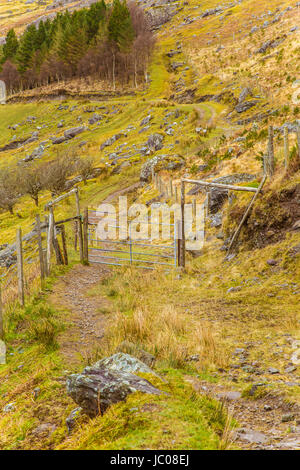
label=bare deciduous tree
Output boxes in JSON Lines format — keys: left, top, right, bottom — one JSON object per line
{"left": 0, "top": 167, "right": 22, "bottom": 214}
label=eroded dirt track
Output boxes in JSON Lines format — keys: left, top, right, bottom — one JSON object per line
{"left": 50, "top": 264, "right": 111, "bottom": 366}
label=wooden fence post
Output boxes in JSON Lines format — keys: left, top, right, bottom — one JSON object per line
{"left": 192, "top": 198, "right": 196, "bottom": 218}
{"left": 169, "top": 179, "right": 173, "bottom": 198}
{"left": 16, "top": 228, "right": 24, "bottom": 307}
{"left": 0, "top": 283, "right": 3, "bottom": 340}
{"left": 75, "top": 189, "right": 84, "bottom": 263}
{"left": 46, "top": 206, "right": 54, "bottom": 276}
{"left": 36, "top": 214, "right": 45, "bottom": 286}
{"left": 266, "top": 125, "right": 275, "bottom": 177}
{"left": 176, "top": 220, "right": 181, "bottom": 267}
{"left": 83, "top": 208, "right": 89, "bottom": 264}
{"left": 180, "top": 180, "right": 185, "bottom": 268}
{"left": 297, "top": 126, "right": 300, "bottom": 153}
{"left": 175, "top": 185, "right": 178, "bottom": 203}
{"left": 53, "top": 223, "right": 64, "bottom": 266}
{"left": 284, "top": 126, "right": 289, "bottom": 168}
{"left": 158, "top": 177, "right": 162, "bottom": 193}
{"left": 61, "top": 225, "right": 68, "bottom": 265}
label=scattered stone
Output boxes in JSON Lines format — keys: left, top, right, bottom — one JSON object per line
{"left": 235, "top": 427, "right": 268, "bottom": 444}
{"left": 268, "top": 367, "right": 279, "bottom": 374}
{"left": 282, "top": 413, "right": 295, "bottom": 423}
{"left": 66, "top": 407, "right": 82, "bottom": 433}
{"left": 3, "top": 403, "right": 15, "bottom": 413}
{"left": 285, "top": 366, "right": 296, "bottom": 374}
{"left": 227, "top": 286, "right": 242, "bottom": 293}
{"left": 33, "top": 387, "right": 41, "bottom": 399}
{"left": 31, "top": 423, "right": 56, "bottom": 437}
{"left": 267, "top": 259, "right": 278, "bottom": 266}
{"left": 217, "top": 391, "right": 241, "bottom": 401}
{"left": 264, "top": 405, "right": 272, "bottom": 411}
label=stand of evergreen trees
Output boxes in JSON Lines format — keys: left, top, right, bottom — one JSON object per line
{"left": 0, "top": 0, "right": 154, "bottom": 93}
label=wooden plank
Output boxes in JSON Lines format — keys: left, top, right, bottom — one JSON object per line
{"left": 16, "top": 228, "right": 24, "bottom": 307}
{"left": 45, "top": 188, "right": 77, "bottom": 209}
{"left": 35, "top": 214, "right": 45, "bottom": 286}
{"left": 182, "top": 178, "right": 257, "bottom": 192}
{"left": 227, "top": 176, "right": 267, "bottom": 254}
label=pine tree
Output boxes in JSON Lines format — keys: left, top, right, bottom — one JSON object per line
{"left": 16, "top": 25, "right": 38, "bottom": 74}
{"left": 85, "top": 0, "right": 107, "bottom": 43}
{"left": 2, "top": 29, "right": 18, "bottom": 62}
{"left": 108, "top": 0, "right": 135, "bottom": 53}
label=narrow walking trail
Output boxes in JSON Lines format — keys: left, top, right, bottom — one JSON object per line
{"left": 49, "top": 263, "right": 111, "bottom": 366}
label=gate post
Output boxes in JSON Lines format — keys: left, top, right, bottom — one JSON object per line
{"left": 180, "top": 180, "right": 185, "bottom": 268}
{"left": 83, "top": 207, "right": 89, "bottom": 265}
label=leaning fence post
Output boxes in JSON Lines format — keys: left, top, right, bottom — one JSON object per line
{"left": 83, "top": 208, "right": 89, "bottom": 264}
{"left": 284, "top": 126, "right": 289, "bottom": 168}
{"left": 16, "top": 228, "right": 24, "bottom": 307}
{"left": 0, "top": 282, "right": 3, "bottom": 340}
{"left": 36, "top": 214, "right": 45, "bottom": 286}
{"left": 75, "top": 189, "right": 84, "bottom": 263}
{"left": 180, "top": 180, "right": 185, "bottom": 268}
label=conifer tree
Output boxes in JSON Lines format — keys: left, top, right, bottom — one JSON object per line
{"left": 2, "top": 29, "right": 18, "bottom": 62}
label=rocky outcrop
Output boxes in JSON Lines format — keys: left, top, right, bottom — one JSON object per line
{"left": 140, "top": 154, "right": 185, "bottom": 182}
{"left": 66, "top": 353, "right": 162, "bottom": 417}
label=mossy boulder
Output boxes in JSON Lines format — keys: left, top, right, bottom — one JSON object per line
{"left": 66, "top": 353, "right": 162, "bottom": 417}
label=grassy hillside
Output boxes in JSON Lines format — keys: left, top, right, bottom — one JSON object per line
{"left": 0, "top": 0, "right": 299, "bottom": 450}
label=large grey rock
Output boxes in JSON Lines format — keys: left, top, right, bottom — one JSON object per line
{"left": 66, "top": 354, "right": 162, "bottom": 417}
{"left": 64, "top": 126, "right": 86, "bottom": 139}
{"left": 147, "top": 133, "right": 164, "bottom": 152}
